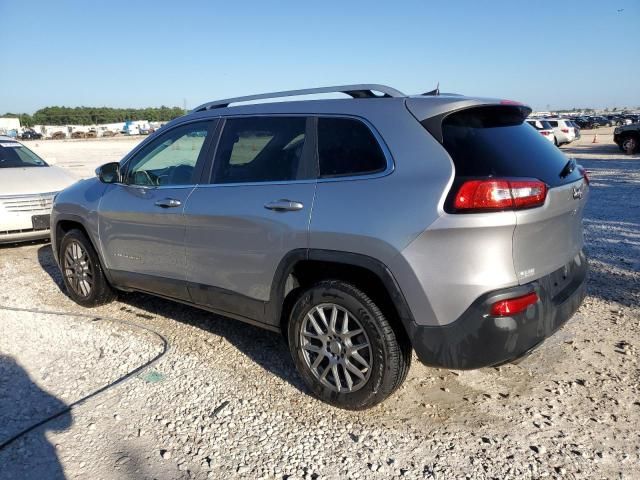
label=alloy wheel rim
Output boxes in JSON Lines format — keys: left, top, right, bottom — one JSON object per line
{"left": 63, "top": 241, "right": 93, "bottom": 297}
{"left": 300, "top": 303, "right": 372, "bottom": 393}
{"left": 623, "top": 138, "right": 636, "bottom": 153}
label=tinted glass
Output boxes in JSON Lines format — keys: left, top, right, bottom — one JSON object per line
{"left": 548, "top": 120, "right": 558, "bottom": 127}
{"left": 0, "top": 142, "right": 48, "bottom": 168}
{"left": 527, "top": 120, "right": 541, "bottom": 130}
{"left": 212, "top": 117, "right": 311, "bottom": 184}
{"left": 317, "top": 117, "right": 387, "bottom": 177}
{"left": 438, "top": 106, "right": 583, "bottom": 187}
{"left": 125, "top": 122, "right": 210, "bottom": 186}
{"left": 540, "top": 120, "right": 553, "bottom": 130}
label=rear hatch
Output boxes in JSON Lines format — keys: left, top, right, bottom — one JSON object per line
{"left": 409, "top": 101, "right": 588, "bottom": 284}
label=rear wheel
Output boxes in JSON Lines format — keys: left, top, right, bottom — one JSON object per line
{"left": 60, "top": 229, "right": 115, "bottom": 307}
{"left": 287, "top": 280, "right": 411, "bottom": 410}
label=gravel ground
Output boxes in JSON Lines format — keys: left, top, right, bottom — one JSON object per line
{"left": 0, "top": 133, "right": 638, "bottom": 479}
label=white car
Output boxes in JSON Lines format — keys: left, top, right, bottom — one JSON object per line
{"left": 0, "top": 136, "right": 76, "bottom": 243}
{"left": 545, "top": 118, "right": 577, "bottom": 146}
{"left": 526, "top": 119, "right": 557, "bottom": 144}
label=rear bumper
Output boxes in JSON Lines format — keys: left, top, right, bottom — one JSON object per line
{"left": 408, "top": 250, "right": 588, "bottom": 369}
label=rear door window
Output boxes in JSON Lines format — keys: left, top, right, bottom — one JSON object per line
{"left": 212, "top": 117, "right": 313, "bottom": 184}
{"left": 437, "top": 106, "right": 583, "bottom": 187}
{"left": 317, "top": 117, "right": 387, "bottom": 177}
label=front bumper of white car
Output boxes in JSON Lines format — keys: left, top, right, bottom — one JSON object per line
{"left": 0, "top": 192, "right": 56, "bottom": 244}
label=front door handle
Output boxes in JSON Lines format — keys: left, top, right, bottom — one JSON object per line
{"left": 155, "top": 198, "right": 182, "bottom": 208}
{"left": 264, "top": 199, "right": 304, "bottom": 212}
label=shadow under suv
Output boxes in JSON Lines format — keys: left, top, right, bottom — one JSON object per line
{"left": 51, "top": 84, "right": 589, "bottom": 409}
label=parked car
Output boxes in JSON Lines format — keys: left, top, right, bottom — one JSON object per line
{"left": 589, "top": 116, "right": 611, "bottom": 128}
{"left": 544, "top": 118, "right": 577, "bottom": 146}
{"left": 526, "top": 118, "right": 557, "bottom": 144}
{"left": 573, "top": 117, "right": 595, "bottom": 130}
{"left": 613, "top": 122, "right": 640, "bottom": 154}
{"left": 606, "top": 115, "right": 625, "bottom": 126}
{"left": 19, "top": 129, "right": 43, "bottom": 140}
{"left": 568, "top": 121, "right": 581, "bottom": 140}
{"left": 51, "top": 84, "right": 589, "bottom": 409}
{"left": 0, "top": 136, "right": 76, "bottom": 243}
{"left": 51, "top": 131, "right": 66, "bottom": 140}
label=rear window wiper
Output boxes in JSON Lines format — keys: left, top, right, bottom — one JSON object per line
{"left": 559, "top": 159, "right": 576, "bottom": 178}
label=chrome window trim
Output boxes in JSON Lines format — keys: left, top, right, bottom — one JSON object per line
{"left": 200, "top": 113, "right": 394, "bottom": 187}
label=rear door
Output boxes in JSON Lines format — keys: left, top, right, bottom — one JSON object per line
{"left": 435, "top": 105, "right": 588, "bottom": 284}
{"left": 98, "top": 120, "right": 216, "bottom": 298}
{"left": 183, "top": 116, "right": 317, "bottom": 322}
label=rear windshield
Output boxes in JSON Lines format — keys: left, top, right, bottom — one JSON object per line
{"left": 436, "top": 106, "right": 583, "bottom": 187}
{"left": 0, "top": 142, "right": 48, "bottom": 168}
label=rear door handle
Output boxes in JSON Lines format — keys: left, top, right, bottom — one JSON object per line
{"left": 155, "top": 198, "right": 182, "bottom": 208}
{"left": 264, "top": 199, "right": 304, "bottom": 212}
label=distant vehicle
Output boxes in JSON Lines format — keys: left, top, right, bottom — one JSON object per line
{"left": 568, "top": 121, "right": 581, "bottom": 140}
{"left": 613, "top": 123, "right": 640, "bottom": 154}
{"left": 606, "top": 115, "right": 625, "bottom": 126}
{"left": 590, "top": 116, "right": 611, "bottom": 128}
{"left": 102, "top": 130, "right": 116, "bottom": 137}
{"left": 51, "top": 131, "right": 66, "bottom": 140}
{"left": 526, "top": 119, "right": 557, "bottom": 144}
{"left": 544, "top": 118, "right": 577, "bottom": 146}
{"left": 0, "top": 136, "right": 76, "bottom": 243}
{"left": 574, "top": 117, "right": 595, "bottom": 130}
{"left": 19, "top": 130, "right": 43, "bottom": 140}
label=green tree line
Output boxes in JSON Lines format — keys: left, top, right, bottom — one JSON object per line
{"left": 1, "top": 106, "right": 186, "bottom": 126}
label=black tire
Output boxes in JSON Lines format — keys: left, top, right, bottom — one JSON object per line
{"left": 287, "top": 280, "right": 411, "bottom": 410}
{"left": 59, "top": 229, "right": 116, "bottom": 307}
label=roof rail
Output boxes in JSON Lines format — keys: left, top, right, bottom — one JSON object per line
{"left": 192, "top": 84, "right": 405, "bottom": 112}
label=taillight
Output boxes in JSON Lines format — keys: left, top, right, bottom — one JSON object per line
{"left": 540, "top": 131, "right": 550, "bottom": 136}
{"left": 453, "top": 179, "right": 547, "bottom": 212}
{"left": 490, "top": 292, "right": 538, "bottom": 316}
{"left": 561, "top": 128, "right": 569, "bottom": 133}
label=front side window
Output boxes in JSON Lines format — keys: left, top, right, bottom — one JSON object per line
{"left": 125, "top": 122, "right": 210, "bottom": 186}
{"left": 212, "top": 117, "right": 311, "bottom": 184}
{"left": 317, "top": 117, "right": 387, "bottom": 177}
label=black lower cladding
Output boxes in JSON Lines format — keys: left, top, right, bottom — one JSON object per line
{"left": 410, "top": 250, "right": 588, "bottom": 369}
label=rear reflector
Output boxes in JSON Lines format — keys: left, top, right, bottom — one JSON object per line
{"left": 453, "top": 179, "right": 547, "bottom": 212}
{"left": 490, "top": 292, "right": 539, "bottom": 316}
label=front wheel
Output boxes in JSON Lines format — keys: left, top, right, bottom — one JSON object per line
{"left": 287, "top": 280, "right": 411, "bottom": 410}
{"left": 622, "top": 136, "right": 639, "bottom": 155}
{"left": 60, "top": 229, "right": 116, "bottom": 307}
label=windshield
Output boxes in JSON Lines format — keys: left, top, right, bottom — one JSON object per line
{"left": 0, "top": 142, "right": 48, "bottom": 168}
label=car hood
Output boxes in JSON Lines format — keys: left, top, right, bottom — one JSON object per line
{"left": 0, "top": 166, "right": 77, "bottom": 196}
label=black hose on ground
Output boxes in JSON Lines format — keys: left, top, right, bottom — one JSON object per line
{"left": 0, "top": 305, "right": 170, "bottom": 451}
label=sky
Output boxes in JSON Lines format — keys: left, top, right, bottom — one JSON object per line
{"left": 1, "top": 0, "right": 638, "bottom": 113}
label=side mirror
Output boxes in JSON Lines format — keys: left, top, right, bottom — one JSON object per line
{"left": 96, "top": 162, "right": 121, "bottom": 184}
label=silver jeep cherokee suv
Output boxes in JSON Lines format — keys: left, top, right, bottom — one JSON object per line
{"left": 51, "top": 85, "right": 589, "bottom": 409}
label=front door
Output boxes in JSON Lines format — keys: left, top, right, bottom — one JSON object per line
{"left": 184, "top": 116, "right": 317, "bottom": 322}
{"left": 98, "top": 120, "right": 216, "bottom": 299}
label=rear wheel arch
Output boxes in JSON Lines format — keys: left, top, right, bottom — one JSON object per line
{"left": 272, "top": 250, "right": 413, "bottom": 349}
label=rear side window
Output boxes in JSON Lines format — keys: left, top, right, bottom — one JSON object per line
{"left": 317, "top": 117, "right": 387, "bottom": 177}
{"left": 212, "top": 117, "right": 313, "bottom": 184}
{"left": 547, "top": 120, "right": 558, "bottom": 127}
{"left": 437, "top": 106, "right": 583, "bottom": 187}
